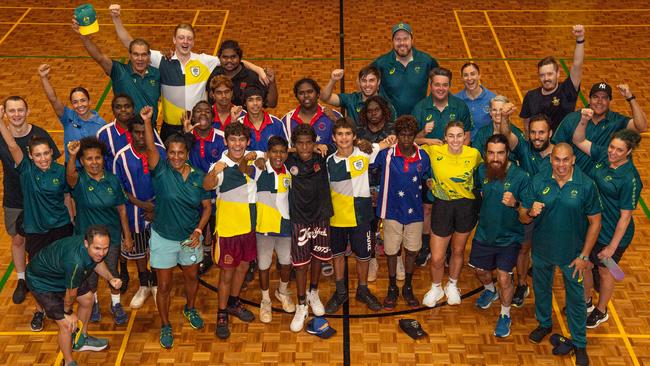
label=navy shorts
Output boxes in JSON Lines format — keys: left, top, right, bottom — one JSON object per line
{"left": 469, "top": 239, "right": 520, "bottom": 273}
{"left": 331, "top": 224, "right": 373, "bottom": 261}
{"left": 590, "top": 242, "right": 628, "bottom": 267}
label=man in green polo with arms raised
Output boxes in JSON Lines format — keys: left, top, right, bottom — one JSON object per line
{"left": 26, "top": 225, "right": 122, "bottom": 366}
{"left": 519, "top": 143, "right": 601, "bottom": 366}
{"left": 372, "top": 22, "right": 438, "bottom": 117}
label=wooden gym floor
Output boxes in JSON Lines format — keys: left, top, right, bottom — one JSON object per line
{"left": 0, "top": 0, "right": 649, "bottom": 365}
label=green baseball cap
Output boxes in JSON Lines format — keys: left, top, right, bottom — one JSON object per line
{"left": 75, "top": 4, "right": 99, "bottom": 35}
{"left": 392, "top": 22, "right": 412, "bottom": 37}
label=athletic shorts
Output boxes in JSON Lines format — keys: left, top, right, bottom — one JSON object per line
{"left": 291, "top": 220, "right": 332, "bottom": 266}
{"left": 331, "top": 224, "right": 373, "bottom": 261}
{"left": 590, "top": 242, "right": 628, "bottom": 267}
{"left": 26, "top": 223, "right": 73, "bottom": 260}
{"left": 383, "top": 219, "right": 423, "bottom": 256}
{"left": 430, "top": 198, "right": 478, "bottom": 237}
{"left": 256, "top": 234, "right": 291, "bottom": 270}
{"left": 31, "top": 281, "right": 92, "bottom": 321}
{"left": 217, "top": 231, "right": 256, "bottom": 269}
{"left": 121, "top": 227, "right": 151, "bottom": 260}
{"left": 3, "top": 206, "right": 23, "bottom": 236}
{"left": 150, "top": 228, "right": 203, "bottom": 269}
{"left": 87, "top": 245, "right": 120, "bottom": 290}
{"left": 468, "top": 239, "right": 520, "bottom": 273}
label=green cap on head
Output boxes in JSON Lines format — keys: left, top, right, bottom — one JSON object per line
{"left": 392, "top": 22, "right": 412, "bottom": 37}
{"left": 74, "top": 4, "right": 99, "bottom": 35}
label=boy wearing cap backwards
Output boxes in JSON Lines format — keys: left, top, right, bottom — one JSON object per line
{"left": 372, "top": 22, "right": 438, "bottom": 117}
{"left": 324, "top": 117, "right": 396, "bottom": 314}
{"left": 552, "top": 82, "right": 647, "bottom": 173}
{"left": 238, "top": 86, "right": 288, "bottom": 151}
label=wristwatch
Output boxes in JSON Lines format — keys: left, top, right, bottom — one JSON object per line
{"left": 513, "top": 201, "right": 521, "bottom": 209}
{"left": 577, "top": 254, "right": 589, "bottom": 261}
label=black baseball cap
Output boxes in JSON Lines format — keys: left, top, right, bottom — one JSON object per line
{"left": 589, "top": 82, "right": 612, "bottom": 99}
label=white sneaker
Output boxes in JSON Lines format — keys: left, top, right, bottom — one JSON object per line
{"left": 367, "top": 258, "right": 379, "bottom": 282}
{"left": 129, "top": 286, "right": 151, "bottom": 309}
{"left": 260, "top": 299, "right": 272, "bottom": 323}
{"left": 444, "top": 282, "right": 462, "bottom": 305}
{"left": 422, "top": 284, "right": 445, "bottom": 307}
{"left": 290, "top": 304, "right": 308, "bottom": 332}
{"left": 275, "top": 289, "right": 296, "bottom": 313}
{"left": 396, "top": 255, "right": 405, "bottom": 281}
{"left": 151, "top": 286, "right": 158, "bottom": 309}
{"left": 306, "top": 289, "right": 325, "bottom": 316}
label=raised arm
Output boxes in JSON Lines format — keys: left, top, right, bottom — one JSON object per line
{"left": 203, "top": 161, "right": 226, "bottom": 190}
{"left": 140, "top": 106, "right": 160, "bottom": 169}
{"left": 37, "top": 64, "right": 66, "bottom": 118}
{"left": 0, "top": 106, "right": 25, "bottom": 164}
{"left": 320, "top": 69, "right": 343, "bottom": 106}
{"left": 497, "top": 102, "right": 520, "bottom": 150}
{"left": 66, "top": 141, "right": 80, "bottom": 187}
{"left": 242, "top": 60, "right": 269, "bottom": 85}
{"left": 265, "top": 68, "right": 278, "bottom": 108}
{"left": 72, "top": 20, "right": 113, "bottom": 75}
{"left": 109, "top": 4, "right": 133, "bottom": 49}
{"left": 617, "top": 84, "right": 648, "bottom": 132}
{"left": 572, "top": 108, "right": 593, "bottom": 156}
{"left": 569, "top": 25, "right": 585, "bottom": 90}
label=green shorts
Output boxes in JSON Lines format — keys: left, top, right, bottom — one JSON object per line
{"left": 149, "top": 228, "right": 203, "bottom": 269}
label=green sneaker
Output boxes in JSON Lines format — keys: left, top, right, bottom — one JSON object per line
{"left": 73, "top": 333, "right": 108, "bottom": 352}
{"left": 160, "top": 324, "right": 174, "bottom": 349}
{"left": 183, "top": 305, "right": 205, "bottom": 329}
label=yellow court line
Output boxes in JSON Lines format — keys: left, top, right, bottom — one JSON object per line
{"left": 54, "top": 351, "right": 62, "bottom": 366}
{"left": 114, "top": 309, "right": 138, "bottom": 365}
{"left": 483, "top": 11, "right": 524, "bottom": 102}
{"left": 456, "top": 9, "right": 650, "bottom": 12}
{"left": 463, "top": 24, "right": 650, "bottom": 28}
{"left": 212, "top": 10, "right": 230, "bottom": 56}
{"left": 0, "top": 8, "right": 30, "bottom": 46}
{"left": 0, "top": 6, "right": 227, "bottom": 11}
{"left": 0, "top": 330, "right": 126, "bottom": 336}
{"left": 0, "top": 22, "right": 219, "bottom": 27}
{"left": 608, "top": 303, "right": 640, "bottom": 365}
{"left": 191, "top": 10, "right": 201, "bottom": 27}
{"left": 551, "top": 296, "right": 571, "bottom": 337}
{"left": 453, "top": 10, "right": 473, "bottom": 59}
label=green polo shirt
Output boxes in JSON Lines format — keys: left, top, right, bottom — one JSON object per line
{"left": 521, "top": 168, "right": 602, "bottom": 265}
{"left": 372, "top": 48, "right": 438, "bottom": 117}
{"left": 513, "top": 141, "right": 552, "bottom": 177}
{"left": 475, "top": 163, "right": 530, "bottom": 246}
{"left": 471, "top": 123, "right": 526, "bottom": 161}
{"left": 72, "top": 170, "right": 127, "bottom": 247}
{"left": 110, "top": 60, "right": 161, "bottom": 124}
{"left": 411, "top": 94, "right": 473, "bottom": 140}
{"left": 552, "top": 110, "right": 629, "bottom": 173}
{"left": 338, "top": 92, "right": 397, "bottom": 126}
{"left": 589, "top": 144, "right": 641, "bottom": 248}
{"left": 17, "top": 159, "right": 70, "bottom": 234}
{"left": 151, "top": 160, "right": 210, "bottom": 241}
{"left": 26, "top": 235, "right": 97, "bottom": 293}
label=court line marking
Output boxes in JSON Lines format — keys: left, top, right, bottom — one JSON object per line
{"left": 212, "top": 10, "right": 230, "bottom": 55}
{"left": 0, "top": 262, "right": 14, "bottom": 295}
{"left": 483, "top": 11, "right": 524, "bottom": 102}
{"left": 453, "top": 10, "right": 473, "bottom": 59}
{"left": 0, "top": 8, "right": 30, "bottom": 46}
{"left": 0, "top": 6, "right": 227, "bottom": 11}
{"left": 0, "top": 330, "right": 127, "bottom": 336}
{"left": 551, "top": 296, "right": 571, "bottom": 337}
{"left": 115, "top": 309, "right": 138, "bottom": 365}
{"left": 0, "top": 22, "right": 221, "bottom": 27}
{"left": 463, "top": 24, "right": 650, "bottom": 28}
{"left": 608, "top": 303, "right": 641, "bottom": 365}
{"left": 456, "top": 9, "right": 650, "bottom": 12}
{"left": 191, "top": 10, "right": 201, "bottom": 27}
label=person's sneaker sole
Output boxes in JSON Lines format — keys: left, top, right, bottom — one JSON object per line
{"left": 586, "top": 313, "right": 609, "bottom": 329}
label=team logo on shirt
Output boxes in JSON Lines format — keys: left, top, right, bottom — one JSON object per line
{"left": 595, "top": 163, "right": 603, "bottom": 169}
{"left": 211, "top": 149, "right": 220, "bottom": 158}
{"left": 240, "top": 82, "right": 248, "bottom": 89}
{"left": 483, "top": 178, "right": 489, "bottom": 184}
{"left": 88, "top": 186, "right": 94, "bottom": 191}
{"left": 604, "top": 175, "right": 612, "bottom": 182}
{"left": 449, "top": 113, "right": 456, "bottom": 120}
{"left": 318, "top": 122, "right": 326, "bottom": 131}
{"left": 426, "top": 114, "right": 433, "bottom": 121}
{"left": 356, "top": 106, "right": 362, "bottom": 112}
{"left": 106, "top": 187, "right": 114, "bottom": 194}
{"left": 552, "top": 96, "right": 560, "bottom": 106}
{"left": 353, "top": 160, "right": 365, "bottom": 171}
{"left": 282, "top": 177, "right": 291, "bottom": 189}
{"left": 389, "top": 68, "right": 395, "bottom": 75}
{"left": 571, "top": 189, "right": 579, "bottom": 198}
{"left": 504, "top": 182, "right": 511, "bottom": 190}
{"left": 436, "top": 156, "right": 443, "bottom": 161}
{"left": 150, "top": 80, "right": 156, "bottom": 86}
{"left": 414, "top": 66, "right": 421, "bottom": 73}
{"left": 190, "top": 66, "right": 200, "bottom": 77}
{"left": 290, "top": 166, "right": 299, "bottom": 175}
{"left": 416, "top": 163, "right": 422, "bottom": 172}
{"left": 52, "top": 178, "right": 60, "bottom": 185}
{"left": 542, "top": 186, "right": 550, "bottom": 195}
{"left": 313, "top": 163, "right": 321, "bottom": 172}
{"left": 223, "top": 254, "right": 233, "bottom": 265}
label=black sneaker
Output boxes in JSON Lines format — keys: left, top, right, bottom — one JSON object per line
{"left": 215, "top": 312, "right": 230, "bottom": 339}
{"left": 575, "top": 347, "right": 589, "bottom": 366}
{"left": 512, "top": 284, "right": 529, "bottom": 308}
{"left": 528, "top": 326, "right": 552, "bottom": 343}
{"left": 226, "top": 300, "right": 255, "bottom": 322}
{"left": 383, "top": 285, "right": 399, "bottom": 310}
{"left": 30, "top": 311, "right": 45, "bottom": 332}
{"left": 402, "top": 285, "right": 420, "bottom": 307}
{"left": 586, "top": 308, "right": 609, "bottom": 329}
{"left": 415, "top": 246, "right": 431, "bottom": 267}
{"left": 356, "top": 288, "right": 382, "bottom": 311}
{"left": 12, "top": 279, "right": 28, "bottom": 304}
{"left": 198, "top": 255, "right": 213, "bottom": 276}
{"left": 325, "top": 291, "right": 348, "bottom": 314}
{"left": 563, "top": 298, "right": 593, "bottom": 314}
{"left": 119, "top": 266, "right": 130, "bottom": 294}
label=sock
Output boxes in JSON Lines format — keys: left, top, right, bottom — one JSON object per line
{"left": 422, "top": 234, "right": 430, "bottom": 248}
{"left": 278, "top": 281, "right": 289, "bottom": 295}
{"left": 16, "top": 272, "right": 25, "bottom": 280}
{"left": 335, "top": 279, "right": 346, "bottom": 295}
{"left": 405, "top": 272, "right": 413, "bottom": 287}
{"left": 501, "top": 305, "right": 511, "bottom": 317}
{"left": 93, "top": 292, "right": 98, "bottom": 303}
{"left": 357, "top": 284, "right": 368, "bottom": 294}
{"left": 111, "top": 293, "right": 120, "bottom": 306}
{"left": 227, "top": 295, "right": 238, "bottom": 307}
{"left": 432, "top": 282, "right": 442, "bottom": 288}
{"left": 261, "top": 289, "right": 271, "bottom": 302}
{"left": 150, "top": 271, "right": 158, "bottom": 287}
{"left": 298, "top": 295, "right": 306, "bottom": 305}
{"left": 309, "top": 283, "right": 318, "bottom": 292}
{"left": 389, "top": 275, "right": 397, "bottom": 288}
{"left": 484, "top": 283, "right": 496, "bottom": 292}
{"left": 448, "top": 278, "right": 458, "bottom": 286}
{"left": 138, "top": 271, "right": 149, "bottom": 287}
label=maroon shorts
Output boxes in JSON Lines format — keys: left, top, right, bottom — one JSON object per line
{"left": 291, "top": 220, "right": 332, "bottom": 267}
{"left": 217, "top": 231, "right": 257, "bottom": 269}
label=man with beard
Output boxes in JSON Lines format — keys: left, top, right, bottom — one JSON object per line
{"left": 519, "top": 143, "right": 601, "bottom": 366}
{"left": 206, "top": 40, "right": 278, "bottom": 108}
{"left": 320, "top": 66, "right": 396, "bottom": 125}
{"left": 470, "top": 134, "right": 530, "bottom": 338}
{"left": 552, "top": 82, "right": 647, "bottom": 173}
{"left": 520, "top": 25, "right": 585, "bottom": 133}
{"left": 372, "top": 22, "right": 438, "bottom": 117}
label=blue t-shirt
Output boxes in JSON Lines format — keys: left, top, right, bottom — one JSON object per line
{"left": 455, "top": 86, "right": 496, "bottom": 141}
{"left": 60, "top": 106, "right": 106, "bottom": 161}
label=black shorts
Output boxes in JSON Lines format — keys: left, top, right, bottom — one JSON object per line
{"left": 31, "top": 280, "right": 92, "bottom": 320}
{"left": 25, "top": 223, "right": 74, "bottom": 260}
{"left": 121, "top": 227, "right": 152, "bottom": 260}
{"left": 590, "top": 242, "right": 628, "bottom": 267}
{"left": 468, "top": 239, "right": 520, "bottom": 273}
{"left": 430, "top": 198, "right": 478, "bottom": 236}
{"left": 291, "top": 220, "right": 332, "bottom": 266}
{"left": 331, "top": 224, "right": 373, "bottom": 261}
{"left": 422, "top": 185, "right": 434, "bottom": 205}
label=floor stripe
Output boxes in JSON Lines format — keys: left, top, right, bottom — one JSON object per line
{"left": 212, "top": 10, "right": 229, "bottom": 56}
{"left": 0, "top": 262, "right": 15, "bottom": 294}
{"left": 115, "top": 309, "right": 138, "bottom": 365}
{"left": 551, "top": 296, "right": 571, "bottom": 337}
{"left": 608, "top": 303, "right": 641, "bottom": 365}
{"left": 0, "top": 6, "right": 227, "bottom": 11}
{"left": 0, "top": 22, "right": 220, "bottom": 27}
{"left": 456, "top": 8, "right": 650, "bottom": 12}
{"left": 453, "top": 10, "right": 473, "bottom": 59}
{"left": 483, "top": 11, "right": 524, "bottom": 102}
{"left": 0, "top": 330, "right": 126, "bottom": 336}
{"left": 463, "top": 24, "right": 650, "bottom": 28}
{"left": 0, "top": 8, "right": 30, "bottom": 46}
{"left": 191, "top": 10, "right": 200, "bottom": 27}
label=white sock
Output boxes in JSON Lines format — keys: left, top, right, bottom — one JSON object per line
{"left": 278, "top": 281, "right": 289, "bottom": 295}
{"left": 111, "top": 293, "right": 121, "bottom": 306}
{"left": 93, "top": 292, "right": 98, "bottom": 303}
{"left": 261, "top": 289, "right": 271, "bottom": 302}
{"left": 501, "top": 305, "right": 511, "bottom": 317}
{"left": 432, "top": 282, "right": 442, "bottom": 288}
{"left": 448, "top": 278, "right": 458, "bottom": 286}
{"left": 16, "top": 272, "right": 25, "bottom": 280}
{"left": 484, "top": 283, "right": 496, "bottom": 292}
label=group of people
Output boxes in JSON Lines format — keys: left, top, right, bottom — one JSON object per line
{"left": 0, "top": 5, "right": 646, "bottom": 365}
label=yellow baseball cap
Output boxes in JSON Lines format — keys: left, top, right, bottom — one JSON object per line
{"left": 74, "top": 4, "right": 99, "bottom": 35}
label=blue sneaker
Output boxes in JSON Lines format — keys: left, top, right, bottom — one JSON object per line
{"left": 160, "top": 324, "right": 173, "bottom": 349}
{"left": 494, "top": 314, "right": 512, "bottom": 338}
{"left": 90, "top": 301, "right": 101, "bottom": 322}
{"left": 110, "top": 303, "right": 128, "bottom": 325}
{"left": 182, "top": 305, "right": 205, "bottom": 329}
{"left": 475, "top": 289, "right": 499, "bottom": 309}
